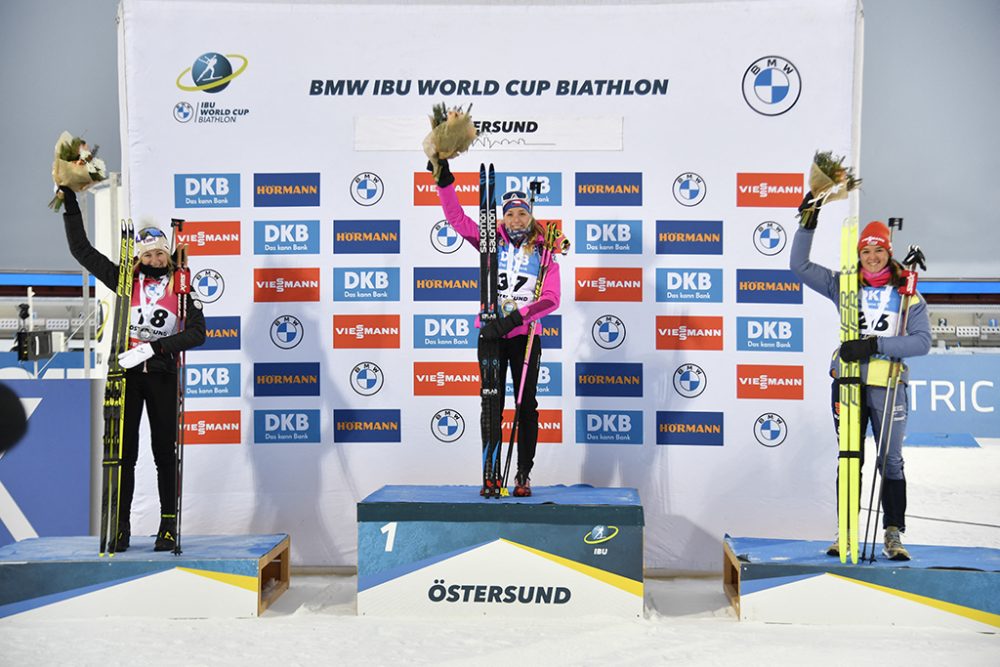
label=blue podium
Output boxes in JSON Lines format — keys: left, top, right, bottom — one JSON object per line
{"left": 357, "top": 485, "right": 644, "bottom": 618}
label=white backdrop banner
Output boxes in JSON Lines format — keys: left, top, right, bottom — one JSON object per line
{"left": 117, "top": 0, "right": 862, "bottom": 570}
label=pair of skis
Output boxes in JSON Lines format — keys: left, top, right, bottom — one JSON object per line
{"left": 837, "top": 218, "right": 862, "bottom": 563}
{"left": 478, "top": 164, "right": 503, "bottom": 497}
{"left": 98, "top": 220, "right": 134, "bottom": 556}
{"left": 170, "top": 219, "right": 191, "bottom": 555}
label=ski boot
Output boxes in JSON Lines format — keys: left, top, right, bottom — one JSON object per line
{"left": 154, "top": 514, "right": 177, "bottom": 552}
{"left": 113, "top": 520, "right": 130, "bottom": 553}
{"left": 513, "top": 470, "right": 532, "bottom": 498}
{"left": 826, "top": 533, "right": 848, "bottom": 558}
{"left": 882, "top": 526, "right": 911, "bottom": 561}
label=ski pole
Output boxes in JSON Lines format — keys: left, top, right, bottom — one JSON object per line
{"left": 170, "top": 218, "right": 189, "bottom": 555}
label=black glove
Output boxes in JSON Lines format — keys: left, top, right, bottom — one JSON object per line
{"left": 59, "top": 186, "right": 80, "bottom": 216}
{"left": 797, "top": 191, "right": 821, "bottom": 230}
{"left": 479, "top": 309, "right": 523, "bottom": 341}
{"left": 426, "top": 158, "right": 455, "bottom": 188}
{"left": 839, "top": 337, "right": 878, "bottom": 362}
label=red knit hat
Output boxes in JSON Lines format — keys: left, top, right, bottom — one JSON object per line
{"left": 858, "top": 221, "right": 892, "bottom": 255}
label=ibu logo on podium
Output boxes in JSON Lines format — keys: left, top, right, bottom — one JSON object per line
{"left": 174, "top": 173, "right": 240, "bottom": 208}
{"left": 254, "top": 409, "right": 320, "bottom": 444}
{"left": 576, "top": 410, "right": 643, "bottom": 444}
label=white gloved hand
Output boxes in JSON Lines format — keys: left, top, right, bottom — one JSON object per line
{"left": 118, "top": 343, "right": 155, "bottom": 369}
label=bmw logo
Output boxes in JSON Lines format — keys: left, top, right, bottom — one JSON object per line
{"left": 270, "top": 315, "right": 303, "bottom": 350}
{"left": 742, "top": 56, "right": 801, "bottom": 116}
{"left": 173, "top": 102, "right": 194, "bottom": 123}
{"left": 176, "top": 52, "right": 248, "bottom": 94}
{"left": 351, "top": 362, "right": 384, "bottom": 396}
{"left": 351, "top": 172, "right": 384, "bottom": 206}
{"left": 592, "top": 315, "right": 626, "bottom": 350}
{"left": 673, "top": 363, "right": 706, "bottom": 398}
{"left": 192, "top": 268, "right": 224, "bottom": 304}
{"left": 431, "top": 408, "right": 465, "bottom": 443}
{"left": 672, "top": 172, "right": 706, "bottom": 207}
{"left": 430, "top": 219, "right": 462, "bottom": 254}
{"left": 754, "top": 412, "right": 787, "bottom": 447}
{"left": 753, "top": 221, "right": 787, "bottom": 256}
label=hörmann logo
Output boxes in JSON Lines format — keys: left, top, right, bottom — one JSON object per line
{"left": 576, "top": 220, "right": 642, "bottom": 255}
{"left": 173, "top": 173, "right": 240, "bottom": 208}
{"left": 736, "top": 364, "right": 804, "bottom": 400}
{"left": 414, "top": 361, "right": 481, "bottom": 396}
{"left": 575, "top": 172, "right": 642, "bottom": 206}
{"left": 333, "top": 409, "right": 401, "bottom": 443}
{"left": 414, "top": 171, "right": 480, "bottom": 206}
{"left": 332, "top": 314, "right": 400, "bottom": 349}
{"left": 576, "top": 410, "right": 642, "bottom": 445}
{"left": 177, "top": 221, "right": 241, "bottom": 255}
{"left": 254, "top": 172, "right": 320, "bottom": 207}
{"left": 656, "top": 220, "right": 723, "bottom": 255}
{"left": 575, "top": 268, "right": 642, "bottom": 302}
{"left": 254, "top": 220, "right": 319, "bottom": 255}
{"left": 253, "top": 362, "right": 321, "bottom": 397}
{"left": 656, "top": 316, "right": 724, "bottom": 351}
{"left": 201, "top": 316, "right": 241, "bottom": 350}
{"left": 656, "top": 268, "right": 723, "bottom": 303}
{"left": 737, "top": 317, "right": 803, "bottom": 352}
{"left": 736, "top": 173, "right": 804, "bottom": 208}
{"left": 497, "top": 172, "right": 562, "bottom": 207}
{"left": 503, "top": 409, "right": 562, "bottom": 443}
{"left": 656, "top": 411, "right": 724, "bottom": 446}
{"left": 575, "top": 362, "right": 643, "bottom": 397}
{"left": 414, "top": 267, "right": 479, "bottom": 301}
{"left": 253, "top": 267, "right": 321, "bottom": 302}
{"left": 413, "top": 314, "right": 477, "bottom": 349}
{"left": 505, "top": 362, "right": 562, "bottom": 397}
{"left": 333, "top": 268, "right": 400, "bottom": 302}
{"left": 184, "top": 410, "right": 242, "bottom": 445}
{"left": 254, "top": 409, "right": 320, "bottom": 444}
{"left": 186, "top": 363, "right": 240, "bottom": 397}
{"left": 735, "top": 269, "right": 803, "bottom": 304}
{"left": 540, "top": 314, "right": 562, "bottom": 349}
{"left": 333, "top": 219, "right": 400, "bottom": 254}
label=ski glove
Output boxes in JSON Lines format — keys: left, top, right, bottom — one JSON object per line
{"left": 839, "top": 337, "right": 878, "bottom": 362}
{"left": 479, "top": 310, "right": 523, "bottom": 342}
{"left": 59, "top": 186, "right": 81, "bottom": 216}
{"left": 426, "top": 158, "right": 455, "bottom": 188}
{"left": 797, "top": 191, "right": 821, "bottom": 230}
{"left": 119, "top": 343, "right": 155, "bottom": 369}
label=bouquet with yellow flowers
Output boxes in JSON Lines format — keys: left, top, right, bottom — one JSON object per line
{"left": 798, "top": 150, "right": 862, "bottom": 229}
{"left": 422, "top": 103, "right": 477, "bottom": 183}
{"left": 49, "top": 131, "right": 107, "bottom": 211}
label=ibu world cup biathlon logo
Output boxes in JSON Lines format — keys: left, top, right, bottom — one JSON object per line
{"left": 176, "top": 52, "right": 248, "bottom": 94}
{"left": 672, "top": 172, "right": 706, "bottom": 207}
{"left": 592, "top": 315, "right": 626, "bottom": 350}
{"left": 193, "top": 269, "right": 225, "bottom": 303}
{"left": 431, "top": 219, "right": 462, "bottom": 254}
{"left": 742, "top": 56, "right": 801, "bottom": 116}
{"left": 270, "top": 315, "right": 303, "bottom": 350}
{"left": 753, "top": 221, "right": 787, "bottom": 256}
{"left": 431, "top": 408, "right": 465, "bottom": 443}
{"left": 351, "top": 172, "right": 384, "bottom": 206}
{"left": 754, "top": 412, "right": 787, "bottom": 447}
{"left": 673, "top": 363, "right": 706, "bottom": 398}
{"left": 350, "top": 362, "right": 384, "bottom": 396}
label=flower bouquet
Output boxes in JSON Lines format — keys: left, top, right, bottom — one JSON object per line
{"left": 422, "top": 102, "right": 477, "bottom": 183}
{"left": 49, "top": 131, "right": 107, "bottom": 211}
{"left": 806, "top": 150, "right": 861, "bottom": 207}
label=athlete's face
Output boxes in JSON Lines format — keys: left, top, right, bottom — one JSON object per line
{"left": 503, "top": 208, "right": 532, "bottom": 232}
{"left": 140, "top": 249, "right": 169, "bottom": 268}
{"left": 859, "top": 245, "right": 890, "bottom": 273}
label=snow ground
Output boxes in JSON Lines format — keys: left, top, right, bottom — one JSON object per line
{"left": 2, "top": 441, "right": 998, "bottom": 667}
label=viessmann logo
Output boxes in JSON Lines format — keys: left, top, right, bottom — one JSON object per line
{"left": 736, "top": 173, "right": 804, "bottom": 208}
{"left": 575, "top": 268, "right": 642, "bottom": 302}
{"left": 413, "top": 171, "right": 480, "bottom": 206}
{"left": 656, "top": 316, "right": 724, "bottom": 350}
{"left": 183, "top": 410, "right": 241, "bottom": 445}
{"left": 736, "top": 364, "right": 804, "bottom": 400}
{"left": 413, "top": 362, "right": 481, "bottom": 396}
{"left": 332, "top": 314, "right": 400, "bottom": 348}
{"left": 253, "top": 267, "right": 321, "bottom": 302}
{"left": 177, "top": 221, "right": 241, "bottom": 255}
{"left": 503, "top": 409, "right": 562, "bottom": 443}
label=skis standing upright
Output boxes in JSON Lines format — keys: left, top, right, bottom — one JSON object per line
{"left": 99, "top": 219, "right": 135, "bottom": 556}
{"left": 837, "top": 217, "right": 861, "bottom": 563}
{"left": 478, "top": 163, "right": 502, "bottom": 498}
{"left": 170, "top": 218, "right": 190, "bottom": 555}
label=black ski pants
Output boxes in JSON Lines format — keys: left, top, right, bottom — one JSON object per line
{"left": 481, "top": 334, "right": 542, "bottom": 474}
{"left": 121, "top": 370, "right": 178, "bottom": 522}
